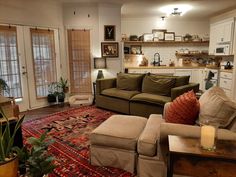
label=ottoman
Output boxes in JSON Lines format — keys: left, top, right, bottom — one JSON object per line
{"left": 90, "top": 115, "right": 147, "bottom": 173}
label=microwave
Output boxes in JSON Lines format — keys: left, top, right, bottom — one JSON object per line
{"left": 215, "top": 44, "right": 230, "bottom": 55}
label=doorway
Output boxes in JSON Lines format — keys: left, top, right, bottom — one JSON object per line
{"left": 0, "top": 25, "right": 60, "bottom": 111}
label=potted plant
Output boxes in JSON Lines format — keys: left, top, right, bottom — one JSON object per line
{"left": 0, "top": 108, "right": 24, "bottom": 177}
{"left": 47, "top": 83, "right": 57, "bottom": 103}
{"left": 58, "top": 77, "right": 69, "bottom": 93}
{"left": 0, "top": 78, "right": 10, "bottom": 96}
{"left": 14, "top": 132, "right": 56, "bottom": 177}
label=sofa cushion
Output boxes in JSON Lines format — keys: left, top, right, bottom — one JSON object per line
{"left": 90, "top": 115, "right": 147, "bottom": 150}
{"left": 131, "top": 93, "right": 171, "bottom": 106}
{"left": 198, "top": 86, "right": 236, "bottom": 128}
{"left": 165, "top": 90, "right": 200, "bottom": 125}
{"left": 101, "top": 88, "right": 140, "bottom": 100}
{"left": 138, "top": 114, "right": 164, "bottom": 156}
{"left": 152, "top": 74, "right": 190, "bottom": 87}
{"left": 142, "top": 75, "right": 176, "bottom": 96}
{"left": 117, "top": 73, "right": 144, "bottom": 91}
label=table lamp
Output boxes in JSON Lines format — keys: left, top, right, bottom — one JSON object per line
{"left": 94, "top": 57, "right": 107, "bottom": 80}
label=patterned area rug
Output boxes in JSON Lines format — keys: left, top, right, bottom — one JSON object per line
{"left": 22, "top": 106, "right": 133, "bottom": 177}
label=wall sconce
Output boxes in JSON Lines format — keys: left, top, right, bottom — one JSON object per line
{"left": 94, "top": 57, "right": 107, "bottom": 80}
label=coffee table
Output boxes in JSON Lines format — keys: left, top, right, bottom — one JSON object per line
{"left": 167, "top": 135, "right": 236, "bottom": 177}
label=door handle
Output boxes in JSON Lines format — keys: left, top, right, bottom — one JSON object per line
{"left": 22, "top": 71, "right": 27, "bottom": 75}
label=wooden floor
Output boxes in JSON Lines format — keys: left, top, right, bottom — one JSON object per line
{"left": 20, "top": 103, "right": 71, "bottom": 121}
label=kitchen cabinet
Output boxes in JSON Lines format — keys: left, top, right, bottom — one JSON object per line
{"left": 209, "top": 18, "right": 235, "bottom": 55}
{"left": 219, "top": 71, "right": 233, "bottom": 97}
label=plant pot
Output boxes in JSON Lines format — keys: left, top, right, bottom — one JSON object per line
{"left": 58, "top": 93, "right": 65, "bottom": 103}
{"left": 47, "top": 94, "right": 56, "bottom": 103}
{"left": 63, "top": 87, "right": 69, "bottom": 93}
{"left": 0, "top": 156, "right": 18, "bottom": 177}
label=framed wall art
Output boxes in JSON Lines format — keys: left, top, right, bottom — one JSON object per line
{"left": 175, "top": 36, "right": 182, "bottom": 42}
{"left": 152, "top": 29, "right": 167, "bottom": 41}
{"left": 104, "top": 25, "right": 116, "bottom": 41}
{"left": 130, "top": 45, "right": 142, "bottom": 54}
{"left": 164, "top": 32, "right": 175, "bottom": 41}
{"left": 101, "top": 42, "right": 119, "bottom": 57}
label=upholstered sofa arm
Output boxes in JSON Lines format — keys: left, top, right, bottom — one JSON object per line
{"left": 138, "top": 114, "right": 164, "bottom": 156}
{"left": 96, "top": 78, "right": 117, "bottom": 94}
{"left": 171, "top": 83, "right": 199, "bottom": 101}
{"left": 159, "top": 122, "right": 236, "bottom": 144}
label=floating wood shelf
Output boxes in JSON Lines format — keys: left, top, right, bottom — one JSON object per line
{"left": 122, "top": 40, "right": 209, "bottom": 46}
{"left": 175, "top": 53, "right": 209, "bottom": 57}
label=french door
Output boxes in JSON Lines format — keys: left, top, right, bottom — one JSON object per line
{"left": 0, "top": 25, "right": 60, "bottom": 111}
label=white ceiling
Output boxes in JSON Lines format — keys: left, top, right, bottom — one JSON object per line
{"left": 61, "top": 0, "right": 236, "bottom": 20}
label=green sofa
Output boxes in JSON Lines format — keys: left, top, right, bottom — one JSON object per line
{"left": 95, "top": 73, "right": 199, "bottom": 117}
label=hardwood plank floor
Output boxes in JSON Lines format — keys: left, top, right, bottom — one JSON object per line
{"left": 21, "top": 103, "right": 71, "bottom": 121}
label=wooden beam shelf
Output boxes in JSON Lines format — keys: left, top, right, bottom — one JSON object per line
{"left": 122, "top": 40, "right": 209, "bottom": 46}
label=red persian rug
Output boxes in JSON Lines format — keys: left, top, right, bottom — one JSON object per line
{"left": 22, "top": 106, "right": 133, "bottom": 177}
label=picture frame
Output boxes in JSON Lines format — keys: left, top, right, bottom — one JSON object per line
{"left": 130, "top": 45, "right": 142, "bottom": 54}
{"left": 101, "top": 42, "right": 119, "bottom": 57}
{"left": 152, "top": 29, "right": 167, "bottom": 41}
{"left": 104, "top": 25, "right": 116, "bottom": 41}
{"left": 143, "top": 33, "right": 153, "bottom": 42}
{"left": 164, "top": 32, "right": 175, "bottom": 41}
{"left": 175, "top": 36, "right": 182, "bottom": 42}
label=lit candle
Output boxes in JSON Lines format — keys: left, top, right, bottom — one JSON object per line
{"left": 200, "top": 125, "right": 216, "bottom": 150}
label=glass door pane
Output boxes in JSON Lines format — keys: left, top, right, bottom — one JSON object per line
{"left": 0, "top": 26, "right": 22, "bottom": 98}
{"left": 30, "top": 28, "right": 57, "bottom": 98}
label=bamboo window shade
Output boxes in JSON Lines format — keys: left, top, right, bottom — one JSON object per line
{"left": 30, "top": 28, "right": 57, "bottom": 98}
{"left": 67, "top": 29, "right": 92, "bottom": 94}
{"left": 0, "top": 25, "right": 22, "bottom": 98}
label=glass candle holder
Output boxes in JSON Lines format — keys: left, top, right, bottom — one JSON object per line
{"left": 200, "top": 120, "right": 218, "bottom": 151}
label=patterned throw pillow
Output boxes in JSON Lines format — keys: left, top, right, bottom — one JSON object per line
{"left": 165, "top": 90, "right": 200, "bottom": 125}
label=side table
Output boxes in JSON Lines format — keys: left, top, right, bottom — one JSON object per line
{"left": 168, "top": 135, "right": 236, "bottom": 177}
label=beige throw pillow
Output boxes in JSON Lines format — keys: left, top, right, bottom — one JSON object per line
{"left": 199, "top": 86, "right": 236, "bottom": 128}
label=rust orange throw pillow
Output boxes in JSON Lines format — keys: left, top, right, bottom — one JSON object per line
{"left": 165, "top": 90, "right": 200, "bottom": 125}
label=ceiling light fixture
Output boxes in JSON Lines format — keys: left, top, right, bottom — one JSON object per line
{"left": 161, "top": 16, "right": 165, "bottom": 21}
{"left": 159, "top": 4, "right": 192, "bottom": 16}
{"left": 171, "top": 8, "right": 182, "bottom": 16}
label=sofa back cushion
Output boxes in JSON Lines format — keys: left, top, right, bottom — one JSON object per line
{"left": 198, "top": 86, "right": 236, "bottom": 128}
{"left": 154, "top": 74, "right": 190, "bottom": 87}
{"left": 117, "top": 73, "right": 144, "bottom": 91}
{"left": 175, "top": 75, "right": 190, "bottom": 87}
{"left": 142, "top": 74, "right": 176, "bottom": 96}
{"left": 165, "top": 90, "right": 200, "bottom": 125}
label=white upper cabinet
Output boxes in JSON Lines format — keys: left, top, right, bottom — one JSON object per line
{"left": 209, "top": 18, "right": 235, "bottom": 55}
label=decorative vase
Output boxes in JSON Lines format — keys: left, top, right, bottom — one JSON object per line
{"left": 0, "top": 156, "right": 19, "bottom": 177}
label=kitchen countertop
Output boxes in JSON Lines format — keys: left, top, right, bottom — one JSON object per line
{"left": 125, "top": 65, "right": 220, "bottom": 69}
{"left": 220, "top": 69, "right": 233, "bottom": 73}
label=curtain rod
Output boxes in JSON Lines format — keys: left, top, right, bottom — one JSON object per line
{"left": 0, "top": 21, "right": 60, "bottom": 30}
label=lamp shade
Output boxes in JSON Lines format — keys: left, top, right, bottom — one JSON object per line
{"left": 94, "top": 57, "right": 107, "bottom": 69}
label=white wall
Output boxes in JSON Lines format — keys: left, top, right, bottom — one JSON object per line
{"left": 122, "top": 17, "right": 209, "bottom": 38}
{"left": 98, "top": 3, "right": 122, "bottom": 78}
{"left": 63, "top": 3, "right": 122, "bottom": 81}
{"left": 0, "top": 0, "right": 63, "bottom": 28}
{"left": 121, "top": 17, "right": 209, "bottom": 66}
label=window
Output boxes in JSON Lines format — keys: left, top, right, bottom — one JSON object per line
{"left": 0, "top": 25, "right": 22, "bottom": 98}
{"left": 30, "top": 28, "right": 57, "bottom": 98}
{"left": 67, "top": 29, "right": 92, "bottom": 94}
